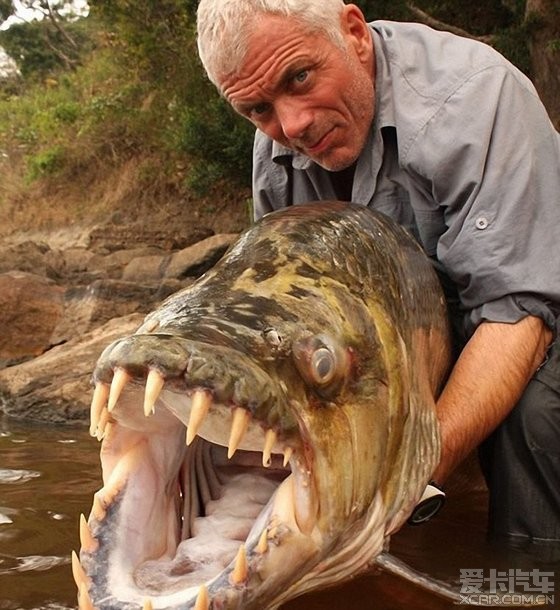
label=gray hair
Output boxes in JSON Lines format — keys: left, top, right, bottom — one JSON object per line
{"left": 197, "top": 0, "right": 346, "bottom": 89}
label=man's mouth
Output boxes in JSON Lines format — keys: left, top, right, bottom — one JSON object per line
{"left": 296, "top": 127, "right": 336, "bottom": 157}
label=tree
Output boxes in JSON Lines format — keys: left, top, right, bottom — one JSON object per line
{"left": 0, "top": 0, "right": 12, "bottom": 22}
{"left": 0, "top": 1, "right": 91, "bottom": 79}
{"left": 526, "top": 0, "right": 560, "bottom": 128}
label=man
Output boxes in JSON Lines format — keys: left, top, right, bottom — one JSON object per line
{"left": 196, "top": 0, "right": 560, "bottom": 547}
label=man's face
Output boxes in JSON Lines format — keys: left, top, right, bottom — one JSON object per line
{"left": 220, "top": 6, "right": 375, "bottom": 171}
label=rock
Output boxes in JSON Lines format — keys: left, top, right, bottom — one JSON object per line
{"left": 0, "top": 272, "right": 64, "bottom": 367}
{"left": 87, "top": 247, "right": 164, "bottom": 280}
{"left": 51, "top": 279, "right": 169, "bottom": 345}
{"left": 61, "top": 247, "right": 95, "bottom": 274}
{"left": 86, "top": 223, "right": 214, "bottom": 254}
{"left": 122, "top": 253, "right": 170, "bottom": 283}
{"left": 0, "top": 222, "right": 242, "bottom": 424}
{"left": 0, "top": 313, "right": 145, "bottom": 424}
{"left": 165, "top": 234, "right": 238, "bottom": 279}
{"left": 0, "top": 241, "right": 54, "bottom": 278}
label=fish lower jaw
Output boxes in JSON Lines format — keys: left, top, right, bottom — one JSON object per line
{"left": 79, "top": 386, "right": 323, "bottom": 609}
{"left": 78, "top": 469, "right": 322, "bottom": 610}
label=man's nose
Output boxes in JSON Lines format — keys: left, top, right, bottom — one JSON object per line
{"left": 276, "top": 98, "right": 313, "bottom": 140}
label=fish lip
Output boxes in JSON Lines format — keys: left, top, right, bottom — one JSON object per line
{"left": 93, "top": 333, "right": 299, "bottom": 434}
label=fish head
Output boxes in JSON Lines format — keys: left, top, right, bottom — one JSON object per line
{"left": 76, "top": 202, "right": 450, "bottom": 609}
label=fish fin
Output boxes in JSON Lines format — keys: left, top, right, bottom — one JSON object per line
{"left": 375, "top": 553, "right": 547, "bottom": 607}
{"left": 375, "top": 552, "right": 463, "bottom": 603}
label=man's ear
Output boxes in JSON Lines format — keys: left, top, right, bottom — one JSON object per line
{"left": 341, "top": 4, "right": 373, "bottom": 65}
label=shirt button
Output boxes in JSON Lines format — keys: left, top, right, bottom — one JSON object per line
{"left": 475, "top": 217, "right": 489, "bottom": 230}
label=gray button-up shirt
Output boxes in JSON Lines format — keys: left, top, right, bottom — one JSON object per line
{"left": 252, "top": 20, "right": 560, "bottom": 336}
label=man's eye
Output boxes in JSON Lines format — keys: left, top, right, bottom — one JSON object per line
{"left": 252, "top": 103, "right": 270, "bottom": 116}
{"left": 294, "top": 70, "right": 308, "bottom": 84}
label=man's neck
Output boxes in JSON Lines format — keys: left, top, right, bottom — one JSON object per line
{"left": 329, "top": 162, "right": 357, "bottom": 201}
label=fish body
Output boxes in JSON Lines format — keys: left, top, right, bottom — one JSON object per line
{"left": 77, "top": 201, "right": 451, "bottom": 609}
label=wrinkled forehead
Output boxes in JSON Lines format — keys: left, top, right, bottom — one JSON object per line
{"left": 217, "top": 13, "right": 333, "bottom": 94}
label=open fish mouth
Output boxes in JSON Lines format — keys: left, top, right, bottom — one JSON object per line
{"left": 75, "top": 333, "right": 344, "bottom": 610}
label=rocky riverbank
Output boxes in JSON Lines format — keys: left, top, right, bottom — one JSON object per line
{"left": 0, "top": 213, "right": 245, "bottom": 425}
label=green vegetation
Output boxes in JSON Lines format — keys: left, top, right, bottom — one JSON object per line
{"left": 0, "top": 0, "right": 254, "bottom": 231}
{"left": 0, "top": 0, "right": 557, "bottom": 232}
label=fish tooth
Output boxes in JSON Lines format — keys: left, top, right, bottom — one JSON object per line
{"left": 186, "top": 389, "right": 212, "bottom": 446}
{"left": 283, "top": 446, "right": 293, "bottom": 467}
{"left": 262, "top": 429, "right": 277, "bottom": 467}
{"left": 91, "top": 493, "right": 106, "bottom": 521}
{"left": 95, "top": 408, "right": 110, "bottom": 442}
{"left": 89, "top": 383, "right": 109, "bottom": 437}
{"left": 230, "top": 544, "right": 248, "bottom": 585}
{"left": 194, "top": 584, "right": 210, "bottom": 610}
{"left": 71, "top": 550, "right": 89, "bottom": 588}
{"left": 256, "top": 528, "right": 268, "bottom": 554}
{"left": 292, "top": 461, "right": 319, "bottom": 535}
{"left": 103, "top": 442, "right": 144, "bottom": 505}
{"left": 227, "top": 408, "right": 250, "bottom": 459}
{"left": 144, "top": 369, "right": 165, "bottom": 416}
{"left": 108, "top": 368, "right": 130, "bottom": 412}
{"left": 142, "top": 599, "right": 154, "bottom": 610}
{"left": 78, "top": 583, "right": 95, "bottom": 610}
{"left": 79, "top": 514, "right": 98, "bottom": 553}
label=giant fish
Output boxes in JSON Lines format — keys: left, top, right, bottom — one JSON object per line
{"left": 74, "top": 201, "right": 452, "bottom": 609}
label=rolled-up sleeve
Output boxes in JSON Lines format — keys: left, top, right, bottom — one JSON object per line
{"left": 409, "top": 65, "right": 560, "bottom": 333}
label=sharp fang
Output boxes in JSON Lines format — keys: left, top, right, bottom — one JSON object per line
{"left": 230, "top": 544, "right": 248, "bottom": 585}
{"left": 144, "top": 369, "right": 165, "bottom": 416}
{"left": 95, "top": 408, "right": 109, "bottom": 442}
{"left": 91, "top": 493, "right": 106, "bottom": 521}
{"left": 194, "top": 585, "right": 210, "bottom": 610}
{"left": 262, "top": 429, "right": 277, "bottom": 467}
{"left": 89, "top": 383, "right": 109, "bottom": 437}
{"left": 256, "top": 528, "right": 268, "bottom": 554}
{"left": 142, "top": 599, "right": 154, "bottom": 610}
{"left": 71, "top": 550, "right": 89, "bottom": 588}
{"left": 103, "top": 443, "right": 143, "bottom": 504}
{"left": 108, "top": 368, "right": 130, "bottom": 412}
{"left": 186, "top": 389, "right": 212, "bottom": 446}
{"left": 293, "top": 460, "right": 319, "bottom": 535}
{"left": 79, "top": 514, "right": 98, "bottom": 553}
{"left": 78, "top": 582, "right": 95, "bottom": 610}
{"left": 227, "top": 408, "right": 250, "bottom": 459}
{"left": 283, "top": 447, "right": 293, "bottom": 467}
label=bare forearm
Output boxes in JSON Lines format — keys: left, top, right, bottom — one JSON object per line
{"left": 433, "top": 315, "right": 552, "bottom": 483}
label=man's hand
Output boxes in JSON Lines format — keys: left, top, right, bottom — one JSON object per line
{"left": 433, "top": 315, "right": 552, "bottom": 483}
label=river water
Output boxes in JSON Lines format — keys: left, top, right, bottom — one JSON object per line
{"left": 0, "top": 413, "right": 557, "bottom": 610}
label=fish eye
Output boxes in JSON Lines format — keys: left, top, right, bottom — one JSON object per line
{"left": 310, "top": 347, "right": 336, "bottom": 384}
{"left": 292, "top": 334, "right": 350, "bottom": 399}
